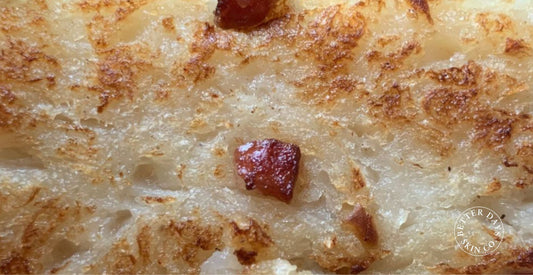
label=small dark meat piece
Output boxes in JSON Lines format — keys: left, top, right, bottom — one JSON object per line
{"left": 344, "top": 204, "right": 379, "bottom": 246}
{"left": 234, "top": 139, "right": 301, "bottom": 203}
{"left": 214, "top": 0, "right": 276, "bottom": 29}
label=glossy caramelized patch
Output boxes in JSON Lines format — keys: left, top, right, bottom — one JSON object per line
{"left": 214, "top": 0, "right": 275, "bottom": 29}
{"left": 234, "top": 139, "right": 301, "bottom": 203}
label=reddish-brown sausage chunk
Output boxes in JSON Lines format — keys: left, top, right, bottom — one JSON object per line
{"left": 234, "top": 139, "right": 301, "bottom": 203}
{"left": 214, "top": 0, "right": 276, "bottom": 29}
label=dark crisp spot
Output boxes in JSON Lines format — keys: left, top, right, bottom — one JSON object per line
{"left": 344, "top": 204, "right": 378, "bottom": 246}
{"left": 350, "top": 264, "right": 368, "bottom": 274}
{"left": 214, "top": 0, "right": 275, "bottom": 29}
{"left": 503, "top": 158, "right": 518, "bottom": 167}
{"left": 233, "top": 249, "right": 257, "bottom": 265}
{"left": 234, "top": 139, "right": 301, "bottom": 203}
{"left": 407, "top": 0, "right": 432, "bottom": 23}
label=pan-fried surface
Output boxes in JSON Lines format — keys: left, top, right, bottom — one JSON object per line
{"left": 1, "top": 0, "right": 533, "bottom": 273}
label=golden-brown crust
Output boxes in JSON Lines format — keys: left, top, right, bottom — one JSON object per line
{"left": 427, "top": 62, "right": 481, "bottom": 87}
{"left": 170, "top": 23, "right": 219, "bottom": 89}
{"left": 136, "top": 225, "right": 151, "bottom": 263}
{"left": 431, "top": 247, "right": 533, "bottom": 274}
{"left": 79, "top": 0, "right": 151, "bottom": 21}
{"left": 369, "top": 83, "right": 414, "bottom": 122}
{"left": 475, "top": 13, "right": 513, "bottom": 34}
{"left": 0, "top": 187, "right": 97, "bottom": 275}
{"left": 95, "top": 46, "right": 152, "bottom": 112}
{"left": 473, "top": 112, "right": 515, "bottom": 149}
{"left": 423, "top": 88, "right": 478, "bottom": 125}
{"left": 230, "top": 219, "right": 274, "bottom": 249}
{"left": 0, "top": 86, "right": 19, "bottom": 130}
{"left": 0, "top": 39, "right": 58, "bottom": 85}
{"left": 0, "top": 252, "right": 33, "bottom": 275}
{"left": 168, "top": 220, "right": 224, "bottom": 252}
{"left": 92, "top": 219, "right": 224, "bottom": 274}
{"left": 311, "top": 245, "right": 381, "bottom": 274}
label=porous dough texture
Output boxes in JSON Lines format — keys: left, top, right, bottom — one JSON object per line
{"left": 1, "top": 0, "right": 533, "bottom": 274}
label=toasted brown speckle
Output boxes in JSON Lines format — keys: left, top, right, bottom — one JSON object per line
{"left": 505, "top": 38, "right": 530, "bottom": 55}
{"left": 351, "top": 167, "right": 366, "bottom": 190}
{"left": 230, "top": 219, "right": 273, "bottom": 248}
{"left": 142, "top": 196, "right": 176, "bottom": 204}
{"left": 161, "top": 17, "right": 175, "bottom": 32}
{"left": 213, "top": 164, "right": 225, "bottom": 178}
{"left": 476, "top": 13, "right": 513, "bottom": 34}
{"left": 169, "top": 220, "right": 223, "bottom": 251}
{"left": 486, "top": 180, "right": 502, "bottom": 194}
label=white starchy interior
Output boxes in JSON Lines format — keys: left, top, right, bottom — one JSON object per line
{"left": 0, "top": 0, "right": 532, "bottom": 274}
